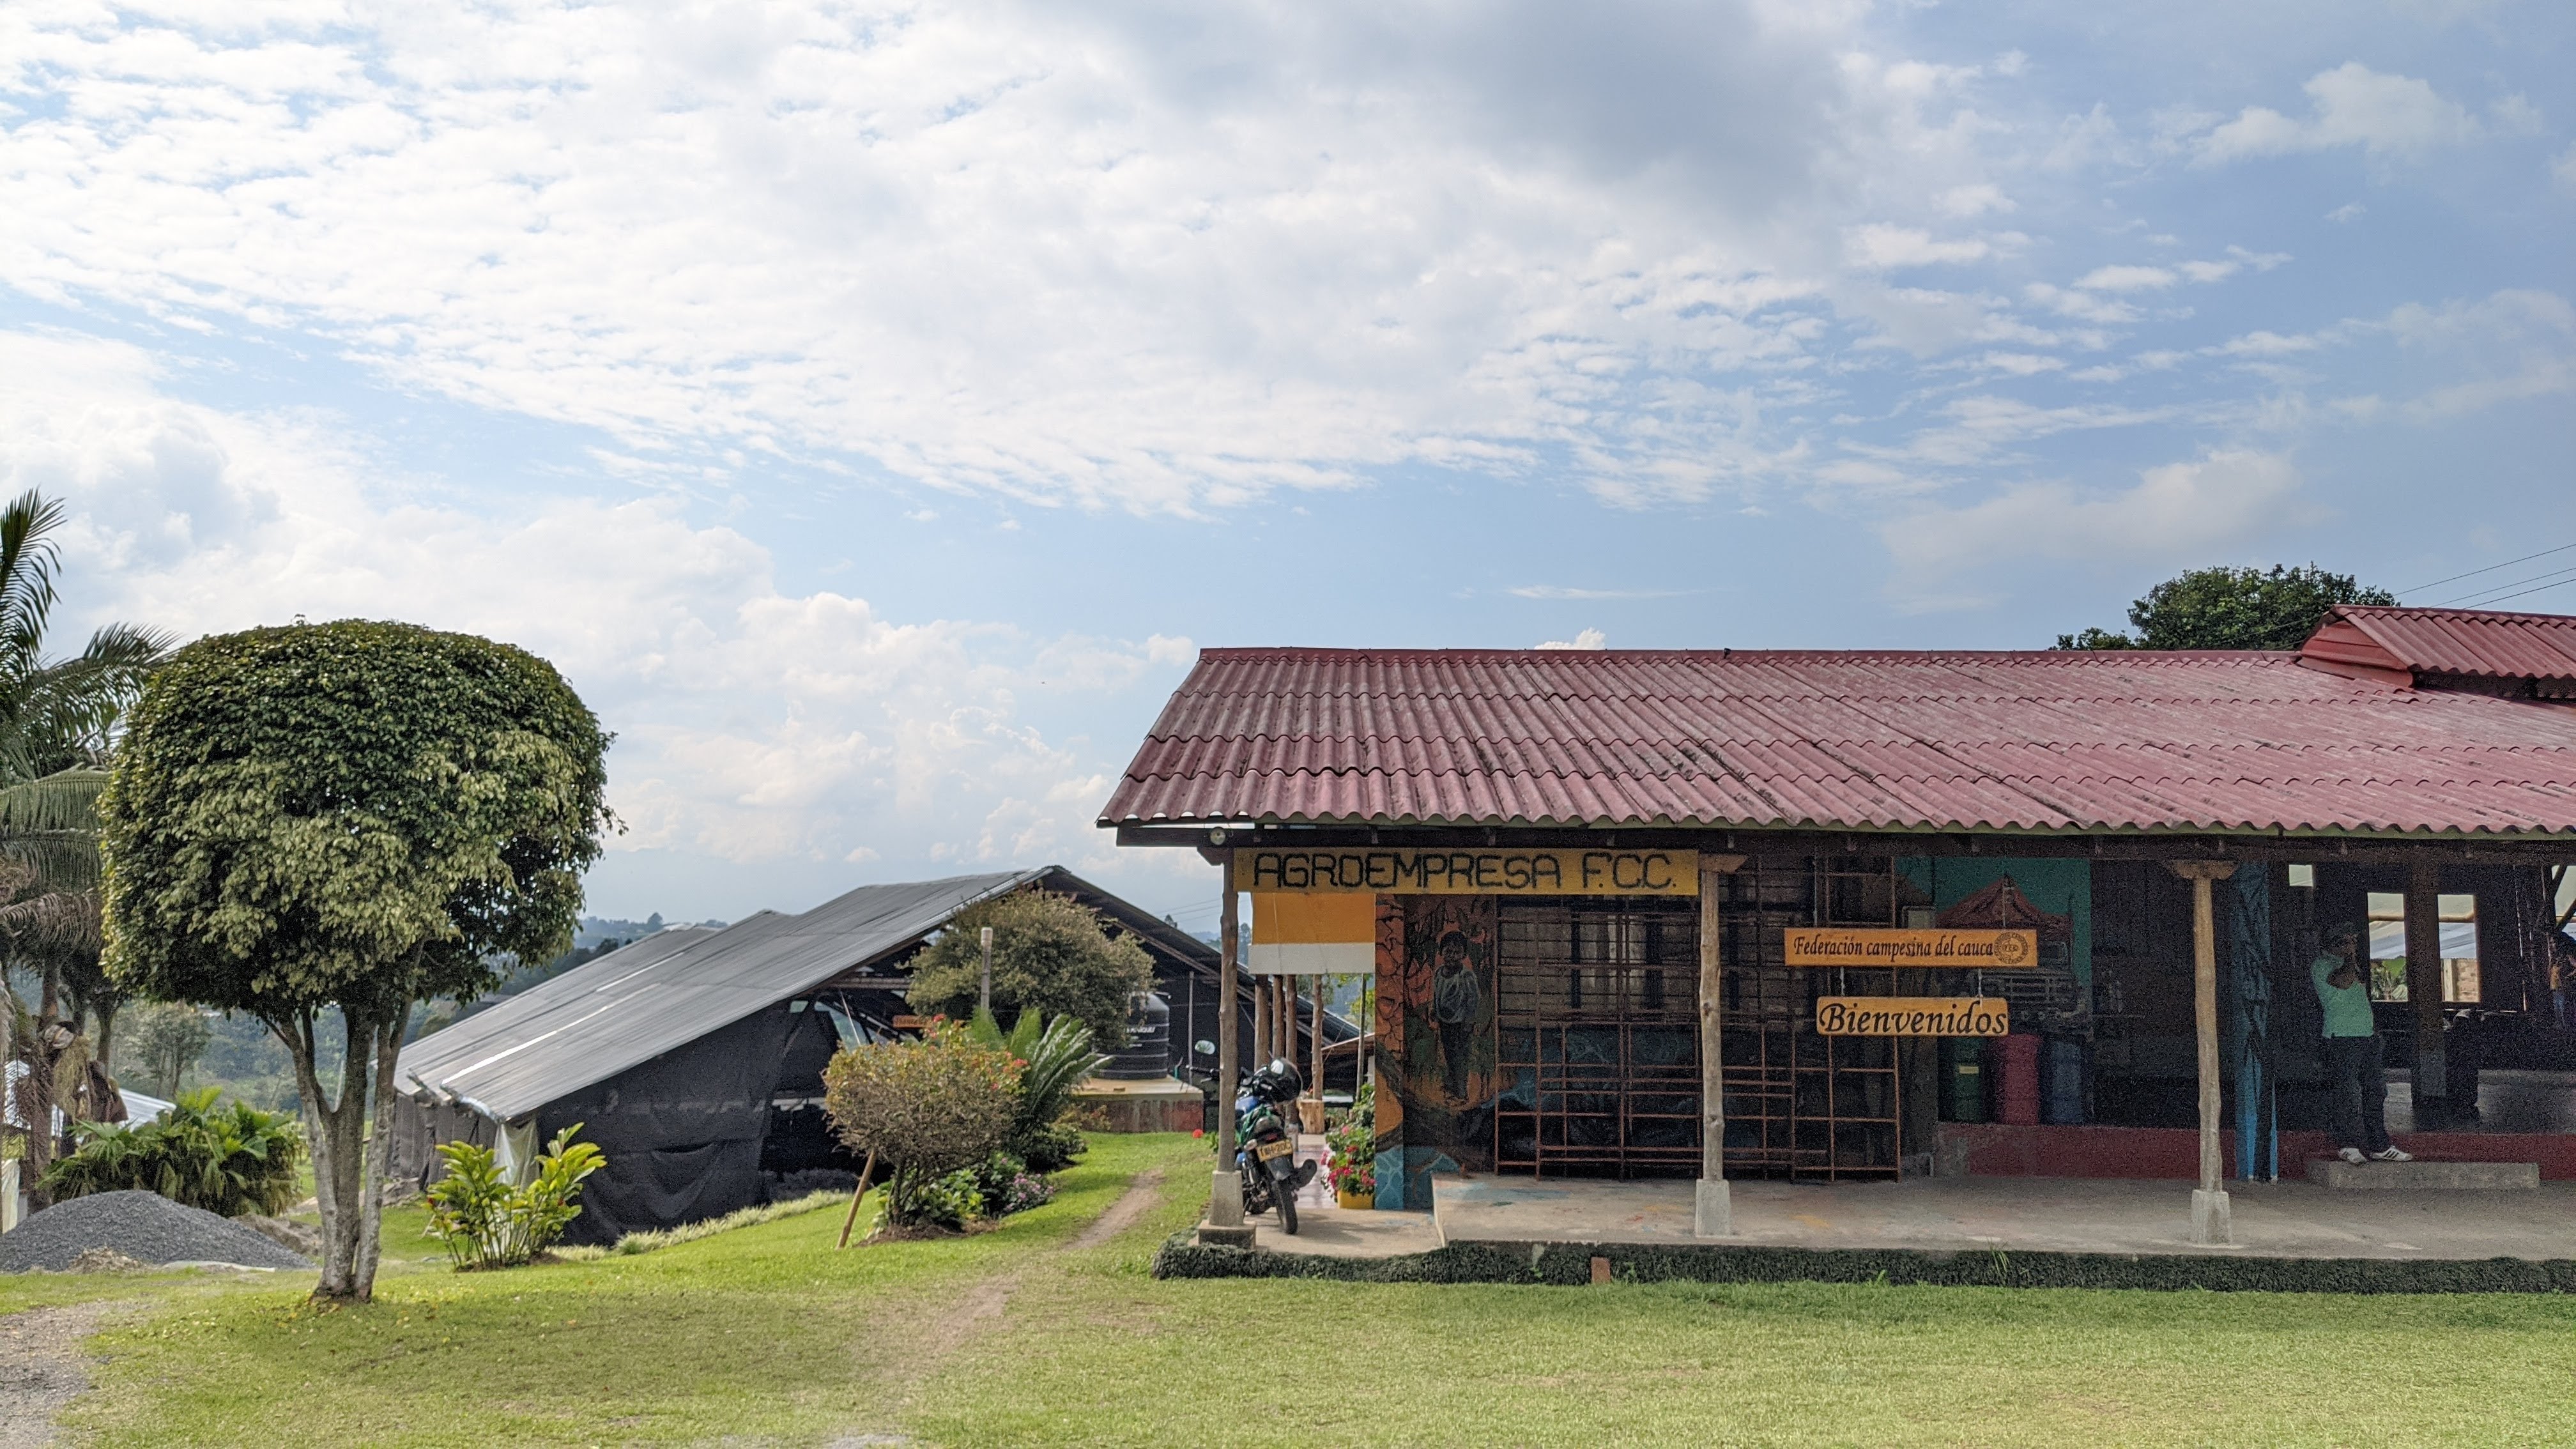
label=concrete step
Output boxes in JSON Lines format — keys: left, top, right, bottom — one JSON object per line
{"left": 2306, "top": 1158, "right": 2539, "bottom": 1190}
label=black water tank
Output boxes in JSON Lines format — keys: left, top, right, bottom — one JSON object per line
{"left": 1097, "top": 991, "right": 1171, "bottom": 1079}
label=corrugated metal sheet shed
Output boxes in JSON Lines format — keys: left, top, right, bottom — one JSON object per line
{"left": 402, "top": 872, "right": 1039, "bottom": 1120}
{"left": 2304, "top": 605, "right": 2576, "bottom": 682}
{"left": 1100, "top": 646, "right": 2576, "bottom": 838}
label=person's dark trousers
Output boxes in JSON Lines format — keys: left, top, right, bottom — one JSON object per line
{"left": 2324, "top": 1034, "right": 2393, "bottom": 1153}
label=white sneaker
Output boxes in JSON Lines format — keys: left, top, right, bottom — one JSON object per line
{"left": 2370, "top": 1146, "right": 2413, "bottom": 1163}
{"left": 2338, "top": 1147, "right": 2366, "bottom": 1165}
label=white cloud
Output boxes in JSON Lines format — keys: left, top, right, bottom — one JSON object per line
{"left": 0, "top": 328, "right": 1184, "bottom": 877}
{"left": 2380, "top": 289, "right": 2576, "bottom": 420}
{"left": 2195, "top": 63, "right": 2481, "bottom": 165}
{"left": 1510, "top": 585, "right": 1694, "bottom": 601}
{"left": 2075, "top": 265, "right": 2177, "bottom": 292}
{"left": 1936, "top": 183, "right": 2014, "bottom": 217}
{"left": 2326, "top": 203, "right": 2368, "bottom": 222}
{"left": 1845, "top": 225, "right": 1993, "bottom": 270}
{"left": 1878, "top": 450, "right": 2313, "bottom": 601}
{"left": 0, "top": 0, "right": 2016, "bottom": 515}
{"left": 1535, "top": 628, "right": 1608, "bottom": 650}
{"left": 2554, "top": 144, "right": 2576, "bottom": 192}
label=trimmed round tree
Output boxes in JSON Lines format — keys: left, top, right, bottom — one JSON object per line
{"left": 98, "top": 622, "right": 610, "bottom": 1301}
{"left": 905, "top": 891, "right": 1152, "bottom": 1046}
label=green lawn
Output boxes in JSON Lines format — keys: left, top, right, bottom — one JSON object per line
{"left": 12, "top": 1133, "right": 2575, "bottom": 1446}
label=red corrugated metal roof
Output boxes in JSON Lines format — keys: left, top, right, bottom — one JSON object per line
{"left": 1100, "top": 647, "right": 2576, "bottom": 838}
{"left": 2304, "top": 606, "right": 2576, "bottom": 683}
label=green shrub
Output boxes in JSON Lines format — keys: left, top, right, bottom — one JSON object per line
{"left": 906, "top": 892, "right": 1152, "bottom": 1046}
{"left": 41, "top": 1087, "right": 302, "bottom": 1216}
{"left": 822, "top": 1020, "right": 1017, "bottom": 1228}
{"left": 1326, "top": 1082, "right": 1376, "bottom": 1199}
{"left": 912, "top": 1167, "right": 988, "bottom": 1230}
{"left": 424, "top": 1124, "right": 605, "bottom": 1269}
{"left": 966, "top": 1005, "right": 1105, "bottom": 1170}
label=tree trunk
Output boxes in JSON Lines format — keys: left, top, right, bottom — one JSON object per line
{"left": 91, "top": 999, "right": 120, "bottom": 1069}
{"left": 353, "top": 1006, "right": 408, "bottom": 1302}
{"left": 280, "top": 1007, "right": 378, "bottom": 1301}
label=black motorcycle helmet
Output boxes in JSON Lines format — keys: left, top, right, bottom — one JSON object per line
{"left": 1266, "top": 1059, "right": 1304, "bottom": 1097}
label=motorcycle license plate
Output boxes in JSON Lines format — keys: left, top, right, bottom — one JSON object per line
{"left": 1255, "top": 1138, "right": 1296, "bottom": 1162}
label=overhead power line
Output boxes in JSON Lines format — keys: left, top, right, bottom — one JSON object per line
{"left": 2400, "top": 539, "right": 2576, "bottom": 595}
{"left": 2450, "top": 572, "right": 2576, "bottom": 611}
{"left": 2439, "top": 562, "right": 2576, "bottom": 610}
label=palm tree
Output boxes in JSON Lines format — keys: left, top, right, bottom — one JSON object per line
{"left": 0, "top": 490, "right": 172, "bottom": 1197}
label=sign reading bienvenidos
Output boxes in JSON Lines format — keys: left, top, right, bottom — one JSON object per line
{"left": 1234, "top": 847, "right": 1698, "bottom": 896}
{"left": 1814, "top": 997, "right": 2009, "bottom": 1037}
{"left": 1782, "top": 927, "right": 2038, "bottom": 969}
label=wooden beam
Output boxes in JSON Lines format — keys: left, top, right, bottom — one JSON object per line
{"left": 2169, "top": 859, "right": 2236, "bottom": 1245}
{"left": 1695, "top": 853, "right": 1745, "bottom": 1238}
{"left": 1209, "top": 864, "right": 1244, "bottom": 1232}
{"left": 2407, "top": 860, "right": 2446, "bottom": 1119}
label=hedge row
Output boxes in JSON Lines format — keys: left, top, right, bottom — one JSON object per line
{"left": 1150, "top": 1233, "right": 2576, "bottom": 1294}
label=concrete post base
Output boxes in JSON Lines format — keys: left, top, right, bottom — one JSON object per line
{"left": 1194, "top": 1220, "right": 1256, "bottom": 1248}
{"left": 2190, "top": 1188, "right": 2232, "bottom": 1246}
{"left": 1208, "top": 1169, "right": 1244, "bottom": 1227}
{"left": 1693, "top": 1177, "right": 1733, "bottom": 1238}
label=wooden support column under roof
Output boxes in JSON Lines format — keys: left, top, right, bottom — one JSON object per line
{"left": 2406, "top": 861, "right": 2447, "bottom": 1117}
{"left": 1694, "top": 852, "right": 1747, "bottom": 1239}
{"left": 2170, "top": 859, "right": 2237, "bottom": 1246}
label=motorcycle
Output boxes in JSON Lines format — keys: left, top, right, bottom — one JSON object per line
{"left": 1234, "top": 1058, "right": 1317, "bottom": 1234}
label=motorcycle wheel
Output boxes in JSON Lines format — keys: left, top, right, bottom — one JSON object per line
{"left": 1274, "top": 1165, "right": 1300, "bottom": 1234}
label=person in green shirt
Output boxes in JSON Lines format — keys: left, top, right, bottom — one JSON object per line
{"left": 2313, "top": 922, "right": 2411, "bottom": 1165}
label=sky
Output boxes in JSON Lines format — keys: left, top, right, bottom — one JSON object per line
{"left": 3, "top": 0, "right": 2571, "bottom": 935}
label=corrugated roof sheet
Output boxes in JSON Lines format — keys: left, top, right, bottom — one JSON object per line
{"left": 402, "top": 872, "right": 1039, "bottom": 1120}
{"left": 2305, "top": 605, "right": 2576, "bottom": 682}
{"left": 1100, "top": 646, "right": 2576, "bottom": 838}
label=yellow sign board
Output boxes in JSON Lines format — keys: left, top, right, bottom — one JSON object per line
{"left": 1782, "top": 928, "right": 2038, "bottom": 969}
{"left": 1234, "top": 847, "right": 1698, "bottom": 896}
{"left": 1815, "top": 997, "right": 2010, "bottom": 1036}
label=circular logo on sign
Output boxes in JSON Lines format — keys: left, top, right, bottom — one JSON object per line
{"left": 1991, "top": 933, "right": 2032, "bottom": 967}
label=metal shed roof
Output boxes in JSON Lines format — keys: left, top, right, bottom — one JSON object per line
{"left": 2303, "top": 605, "right": 2576, "bottom": 684}
{"left": 1099, "top": 645, "right": 2576, "bottom": 839}
{"left": 401, "top": 871, "right": 1042, "bottom": 1121}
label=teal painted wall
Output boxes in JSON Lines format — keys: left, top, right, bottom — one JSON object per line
{"left": 1896, "top": 857, "right": 2094, "bottom": 995}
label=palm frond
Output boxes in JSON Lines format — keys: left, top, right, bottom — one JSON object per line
{"left": 0, "top": 489, "right": 65, "bottom": 668}
{"left": 0, "top": 772, "right": 103, "bottom": 889}
{"left": 0, "top": 888, "right": 102, "bottom": 951}
{"left": 0, "top": 770, "right": 104, "bottom": 834}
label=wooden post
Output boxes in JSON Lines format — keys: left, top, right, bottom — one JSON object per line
{"left": 2405, "top": 860, "right": 2446, "bottom": 1123}
{"left": 1308, "top": 973, "right": 1323, "bottom": 1107}
{"left": 1208, "top": 860, "right": 1245, "bottom": 1231}
{"left": 2170, "top": 859, "right": 2236, "bottom": 1246}
{"left": 836, "top": 1148, "right": 878, "bottom": 1249}
{"left": 1695, "top": 854, "right": 1747, "bottom": 1238}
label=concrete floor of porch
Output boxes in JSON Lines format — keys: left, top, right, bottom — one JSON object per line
{"left": 1252, "top": 1171, "right": 2576, "bottom": 1262}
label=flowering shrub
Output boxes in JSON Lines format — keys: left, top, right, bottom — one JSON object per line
{"left": 822, "top": 1020, "right": 1018, "bottom": 1228}
{"left": 1326, "top": 1083, "right": 1376, "bottom": 1200}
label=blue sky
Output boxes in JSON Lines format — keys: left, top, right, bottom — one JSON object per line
{"left": 3, "top": 0, "right": 2570, "bottom": 933}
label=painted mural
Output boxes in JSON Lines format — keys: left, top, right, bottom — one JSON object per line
{"left": 1371, "top": 893, "right": 1500, "bottom": 1206}
{"left": 1897, "top": 857, "right": 2092, "bottom": 992}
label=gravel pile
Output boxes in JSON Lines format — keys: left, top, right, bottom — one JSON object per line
{"left": 0, "top": 1191, "right": 314, "bottom": 1273}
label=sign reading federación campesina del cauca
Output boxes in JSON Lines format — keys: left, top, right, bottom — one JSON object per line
{"left": 1782, "top": 927, "right": 2038, "bottom": 968}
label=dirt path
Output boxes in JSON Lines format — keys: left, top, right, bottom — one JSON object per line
{"left": 0, "top": 1301, "right": 113, "bottom": 1449}
{"left": 903, "top": 1167, "right": 1166, "bottom": 1363}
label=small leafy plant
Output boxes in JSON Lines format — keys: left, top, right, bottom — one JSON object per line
{"left": 42, "top": 1088, "right": 303, "bottom": 1217}
{"left": 1326, "top": 1082, "right": 1376, "bottom": 1202}
{"left": 424, "top": 1125, "right": 606, "bottom": 1269}
{"left": 966, "top": 1005, "right": 1106, "bottom": 1170}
